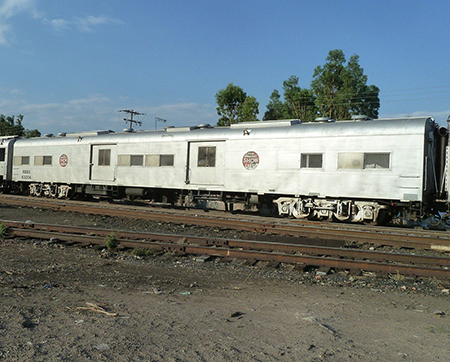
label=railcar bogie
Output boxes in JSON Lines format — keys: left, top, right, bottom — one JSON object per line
{"left": 274, "top": 196, "right": 391, "bottom": 224}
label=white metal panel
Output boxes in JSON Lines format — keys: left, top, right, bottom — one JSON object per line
{"left": 188, "top": 141, "right": 225, "bottom": 186}
{"left": 11, "top": 140, "right": 91, "bottom": 184}
{"left": 7, "top": 117, "right": 433, "bottom": 204}
{"left": 90, "top": 144, "right": 117, "bottom": 181}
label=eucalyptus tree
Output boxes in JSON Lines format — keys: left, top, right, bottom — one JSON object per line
{"left": 311, "top": 49, "right": 380, "bottom": 120}
{"left": 264, "top": 77, "right": 317, "bottom": 122}
{"left": 0, "top": 114, "right": 40, "bottom": 137}
{"left": 215, "top": 83, "right": 259, "bottom": 126}
{"left": 282, "top": 76, "right": 317, "bottom": 121}
{"left": 263, "top": 89, "right": 285, "bottom": 120}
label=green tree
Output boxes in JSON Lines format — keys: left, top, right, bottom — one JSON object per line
{"left": 239, "top": 96, "right": 259, "bottom": 123}
{"left": 24, "top": 128, "right": 41, "bottom": 138}
{"left": 263, "top": 89, "right": 285, "bottom": 120}
{"left": 311, "top": 49, "right": 380, "bottom": 120}
{"left": 263, "top": 78, "right": 317, "bottom": 122}
{"left": 282, "top": 76, "right": 317, "bottom": 121}
{"left": 215, "top": 83, "right": 259, "bottom": 126}
{"left": 0, "top": 114, "right": 41, "bottom": 137}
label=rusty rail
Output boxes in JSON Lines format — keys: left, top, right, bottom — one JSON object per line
{"left": 2, "top": 195, "right": 450, "bottom": 252}
{"left": 5, "top": 220, "right": 450, "bottom": 280}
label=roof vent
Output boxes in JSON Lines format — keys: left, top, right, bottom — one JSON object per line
{"left": 230, "top": 120, "right": 300, "bottom": 129}
{"left": 314, "top": 117, "right": 335, "bottom": 123}
{"left": 196, "top": 123, "right": 212, "bottom": 129}
{"left": 352, "top": 115, "right": 372, "bottom": 121}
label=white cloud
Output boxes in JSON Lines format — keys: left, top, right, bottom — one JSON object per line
{"left": 9, "top": 88, "right": 22, "bottom": 94}
{"left": 0, "top": 22, "right": 10, "bottom": 45}
{"left": 0, "top": 0, "right": 38, "bottom": 18}
{"left": 0, "top": 95, "right": 217, "bottom": 134}
{"left": 45, "top": 14, "right": 123, "bottom": 33}
{"left": 48, "top": 18, "right": 69, "bottom": 31}
{"left": 140, "top": 103, "right": 217, "bottom": 129}
{"left": 76, "top": 15, "right": 122, "bottom": 32}
{"left": 0, "top": 0, "right": 42, "bottom": 45}
{"left": 0, "top": 0, "right": 122, "bottom": 45}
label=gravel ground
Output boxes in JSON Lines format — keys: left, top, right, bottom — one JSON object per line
{"left": 1, "top": 204, "right": 450, "bottom": 361}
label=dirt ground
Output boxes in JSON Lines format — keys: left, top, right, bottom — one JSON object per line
{"left": 1, "top": 205, "right": 450, "bottom": 361}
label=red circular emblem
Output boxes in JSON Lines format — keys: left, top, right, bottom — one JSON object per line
{"left": 242, "top": 151, "right": 259, "bottom": 170}
{"left": 59, "top": 154, "right": 68, "bottom": 167}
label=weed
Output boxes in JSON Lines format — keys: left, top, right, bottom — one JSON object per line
{"left": 131, "top": 247, "right": 157, "bottom": 257}
{"left": 104, "top": 232, "right": 120, "bottom": 249}
{"left": 389, "top": 271, "right": 405, "bottom": 281}
{"left": 0, "top": 223, "right": 12, "bottom": 238}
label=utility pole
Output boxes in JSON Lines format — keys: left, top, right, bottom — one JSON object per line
{"left": 155, "top": 117, "right": 167, "bottom": 130}
{"left": 118, "top": 109, "right": 146, "bottom": 130}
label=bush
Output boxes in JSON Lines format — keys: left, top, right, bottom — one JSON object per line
{"left": 104, "top": 232, "right": 120, "bottom": 249}
{"left": 0, "top": 223, "right": 11, "bottom": 238}
{"left": 131, "top": 247, "right": 157, "bottom": 257}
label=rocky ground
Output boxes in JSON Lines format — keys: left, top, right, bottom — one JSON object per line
{"left": 1, "top": 204, "right": 450, "bottom": 361}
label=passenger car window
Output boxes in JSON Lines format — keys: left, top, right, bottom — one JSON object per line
{"left": 198, "top": 147, "right": 216, "bottom": 167}
{"left": 43, "top": 156, "right": 52, "bottom": 165}
{"left": 22, "top": 156, "right": 30, "bottom": 165}
{"left": 301, "top": 154, "right": 323, "bottom": 168}
{"left": 130, "top": 155, "right": 144, "bottom": 166}
{"left": 98, "top": 149, "right": 111, "bottom": 166}
{"left": 34, "top": 155, "right": 52, "bottom": 166}
{"left": 160, "top": 154, "right": 174, "bottom": 166}
{"left": 364, "top": 153, "right": 390, "bottom": 169}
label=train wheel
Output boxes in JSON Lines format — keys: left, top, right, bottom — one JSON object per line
{"left": 291, "top": 201, "right": 310, "bottom": 219}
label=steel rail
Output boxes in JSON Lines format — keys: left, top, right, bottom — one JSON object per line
{"left": 2, "top": 195, "right": 450, "bottom": 251}
{"left": 6, "top": 220, "right": 450, "bottom": 268}
{"left": 6, "top": 221, "right": 450, "bottom": 280}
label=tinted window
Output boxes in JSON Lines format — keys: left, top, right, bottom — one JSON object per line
{"left": 130, "top": 155, "right": 144, "bottom": 166}
{"left": 364, "top": 153, "right": 390, "bottom": 169}
{"left": 98, "top": 149, "right": 111, "bottom": 166}
{"left": 198, "top": 147, "right": 216, "bottom": 167}
{"left": 301, "top": 154, "right": 323, "bottom": 168}
{"left": 160, "top": 154, "right": 174, "bottom": 166}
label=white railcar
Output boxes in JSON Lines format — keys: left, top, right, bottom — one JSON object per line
{"left": 1, "top": 116, "right": 447, "bottom": 223}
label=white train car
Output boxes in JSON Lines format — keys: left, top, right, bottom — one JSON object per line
{"left": 1, "top": 116, "right": 447, "bottom": 224}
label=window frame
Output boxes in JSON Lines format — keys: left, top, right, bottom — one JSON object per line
{"left": 98, "top": 149, "right": 111, "bottom": 166}
{"left": 197, "top": 146, "right": 216, "bottom": 167}
{"left": 300, "top": 153, "right": 323, "bottom": 169}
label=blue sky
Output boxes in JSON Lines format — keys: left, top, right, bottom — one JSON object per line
{"left": 1, "top": 0, "right": 450, "bottom": 134}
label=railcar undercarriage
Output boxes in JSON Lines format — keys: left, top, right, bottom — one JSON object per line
{"left": 274, "top": 197, "right": 391, "bottom": 224}
{"left": 5, "top": 180, "right": 449, "bottom": 227}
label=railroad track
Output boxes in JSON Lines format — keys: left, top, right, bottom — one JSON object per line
{"left": 4, "top": 220, "right": 450, "bottom": 281}
{"left": 2, "top": 194, "right": 450, "bottom": 252}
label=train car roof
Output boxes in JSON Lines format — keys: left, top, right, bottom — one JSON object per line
{"left": 11, "top": 116, "right": 436, "bottom": 146}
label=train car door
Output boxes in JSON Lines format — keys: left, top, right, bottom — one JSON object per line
{"left": 0, "top": 138, "right": 16, "bottom": 185}
{"left": 187, "top": 141, "right": 225, "bottom": 186}
{"left": 89, "top": 144, "right": 117, "bottom": 181}
{"left": 0, "top": 145, "right": 6, "bottom": 184}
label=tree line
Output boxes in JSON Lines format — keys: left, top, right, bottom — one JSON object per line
{"left": 215, "top": 49, "right": 380, "bottom": 126}
{"left": 1, "top": 49, "right": 379, "bottom": 136}
{"left": 0, "top": 114, "right": 40, "bottom": 138}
